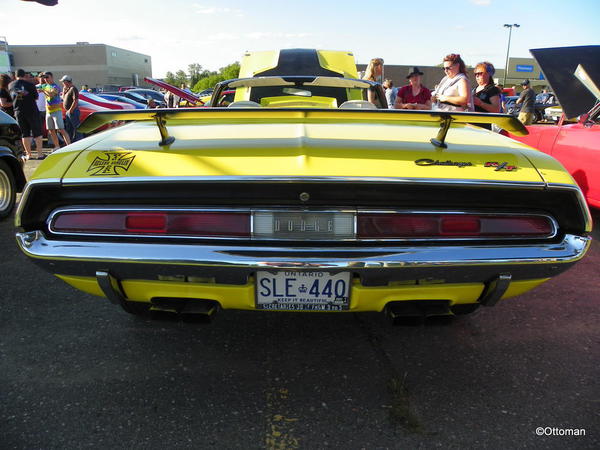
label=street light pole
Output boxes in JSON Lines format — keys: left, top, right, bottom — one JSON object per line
{"left": 503, "top": 23, "right": 520, "bottom": 87}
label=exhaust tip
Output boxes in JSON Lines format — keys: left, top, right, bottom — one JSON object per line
{"left": 149, "top": 298, "right": 220, "bottom": 323}
{"left": 384, "top": 300, "right": 452, "bottom": 326}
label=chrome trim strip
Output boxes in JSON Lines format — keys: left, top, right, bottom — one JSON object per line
{"left": 17, "top": 231, "right": 590, "bottom": 271}
{"left": 59, "top": 176, "right": 548, "bottom": 189}
{"left": 46, "top": 206, "right": 559, "bottom": 242}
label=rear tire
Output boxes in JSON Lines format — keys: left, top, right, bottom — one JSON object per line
{"left": 0, "top": 160, "right": 16, "bottom": 220}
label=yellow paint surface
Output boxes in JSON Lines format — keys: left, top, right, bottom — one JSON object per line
{"left": 56, "top": 274, "right": 550, "bottom": 312}
{"left": 52, "top": 118, "right": 569, "bottom": 185}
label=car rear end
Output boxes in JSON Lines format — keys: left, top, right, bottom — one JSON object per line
{"left": 15, "top": 110, "right": 592, "bottom": 320}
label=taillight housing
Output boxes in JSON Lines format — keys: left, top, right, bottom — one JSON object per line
{"left": 357, "top": 213, "right": 555, "bottom": 239}
{"left": 51, "top": 210, "right": 250, "bottom": 238}
{"left": 49, "top": 209, "right": 556, "bottom": 241}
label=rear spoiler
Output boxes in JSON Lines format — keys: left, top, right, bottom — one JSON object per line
{"left": 78, "top": 108, "right": 527, "bottom": 148}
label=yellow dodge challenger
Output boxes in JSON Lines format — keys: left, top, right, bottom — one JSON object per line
{"left": 15, "top": 49, "right": 592, "bottom": 322}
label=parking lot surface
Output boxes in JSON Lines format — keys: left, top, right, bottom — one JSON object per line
{"left": 1, "top": 161, "right": 598, "bottom": 449}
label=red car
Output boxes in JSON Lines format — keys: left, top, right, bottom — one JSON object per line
{"left": 507, "top": 46, "right": 600, "bottom": 209}
{"left": 79, "top": 92, "right": 135, "bottom": 110}
{"left": 76, "top": 100, "right": 113, "bottom": 132}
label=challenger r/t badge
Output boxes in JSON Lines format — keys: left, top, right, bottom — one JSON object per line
{"left": 87, "top": 152, "right": 136, "bottom": 176}
{"left": 485, "top": 161, "right": 518, "bottom": 171}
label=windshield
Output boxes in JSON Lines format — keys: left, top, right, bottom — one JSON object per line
{"left": 129, "top": 90, "right": 164, "bottom": 101}
{"left": 126, "top": 92, "right": 148, "bottom": 102}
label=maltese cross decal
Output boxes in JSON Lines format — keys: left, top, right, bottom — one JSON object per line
{"left": 87, "top": 152, "right": 136, "bottom": 176}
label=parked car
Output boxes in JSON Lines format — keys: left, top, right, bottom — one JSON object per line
{"left": 543, "top": 105, "right": 563, "bottom": 123}
{"left": 505, "top": 93, "right": 558, "bottom": 123}
{"left": 0, "top": 111, "right": 26, "bottom": 219}
{"left": 15, "top": 49, "right": 592, "bottom": 323}
{"left": 79, "top": 92, "right": 135, "bottom": 110}
{"left": 196, "top": 88, "right": 214, "bottom": 98}
{"left": 506, "top": 45, "right": 600, "bottom": 209}
{"left": 96, "top": 93, "right": 147, "bottom": 109}
{"left": 125, "top": 88, "right": 167, "bottom": 106}
{"left": 503, "top": 95, "right": 519, "bottom": 115}
{"left": 102, "top": 90, "right": 162, "bottom": 108}
{"left": 77, "top": 99, "right": 110, "bottom": 121}
{"left": 144, "top": 77, "right": 205, "bottom": 107}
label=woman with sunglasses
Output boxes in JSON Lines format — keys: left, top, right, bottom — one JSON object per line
{"left": 472, "top": 62, "right": 500, "bottom": 114}
{"left": 431, "top": 53, "right": 471, "bottom": 111}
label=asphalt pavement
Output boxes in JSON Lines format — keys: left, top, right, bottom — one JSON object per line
{"left": 1, "top": 160, "right": 599, "bottom": 449}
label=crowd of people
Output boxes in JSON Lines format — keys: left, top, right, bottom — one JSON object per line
{"left": 362, "top": 53, "right": 539, "bottom": 126}
{"left": 0, "top": 69, "right": 81, "bottom": 161}
{"left": 0, "top": 55, "right": 542, "bottom": 163}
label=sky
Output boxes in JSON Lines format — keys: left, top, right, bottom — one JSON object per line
{"left": 1, "top": 0, "right": 599, "bottom": 78}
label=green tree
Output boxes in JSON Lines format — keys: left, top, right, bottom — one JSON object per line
{"left": 188, "top": 63, "right": 204, "bottom": 87}
{"left": 164, "top": 71, "right": 177, "bottom": 85}
{"left": 191, "top": 62, "right": 240, "bottom": 92}
{"left": 221, "top": 62, "right": 240, "bottom": 80}
{"left": 174, "top": 70, "right": 188, "bottom": 87}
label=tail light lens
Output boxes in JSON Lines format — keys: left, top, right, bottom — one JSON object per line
{"left": 50, "top": 210, "right": 555, "bottom": 240}
{"left": 357, "top": 213, "right": 554, "bottom": 239}
{"left": 52, "top": 211, "right": 250, "bottom": 237}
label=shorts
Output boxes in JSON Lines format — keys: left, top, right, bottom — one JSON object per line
{"left": 15, "top": 111, "right": 43, "bottom": 138}
{"left": 46, "top": 110, "right": 65, "bottom": 130}
{"left": 518, "top": 111, "right": 533, "bottom": 126}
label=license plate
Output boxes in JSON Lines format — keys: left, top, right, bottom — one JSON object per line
{"left": 256, "top": 271, "right": 351, "bottom": 311}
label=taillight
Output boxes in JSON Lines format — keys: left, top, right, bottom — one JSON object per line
{"left": 51, "top": 210, "right": 555, "bottom": 240}
{"left": 52, "top": 211, "right": 250, "bottom": 237}
{"left": 357, "top": 214, "right": 553, "bottom": 239}
{"left": 125, "top": 213, "right": 167, "bottom": 232}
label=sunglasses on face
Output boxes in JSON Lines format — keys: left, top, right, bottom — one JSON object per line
{"left": 474, "top": 72, "right": 486, "bottom": 76}
{"left": 443, "top": 65, "right": 455, "bottom": 71}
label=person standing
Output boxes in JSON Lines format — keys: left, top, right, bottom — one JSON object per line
{"left": 0, "top": 74, "right": 14, "bottom": 118}
{"left": 472, "top": 62, "right": 500, "bottom": 113}
{"left": 431, "top": 54, "right": 471, "bottom": 112}
{"left": 362, "top": 57, "right": 384, "bottom": 107}
{"left": 35, "top": 73, "right": 47, "bottom": 129}
{"left": 60, "top": 75, "right": 81, "bottom": 142}
{"left": 164, "top": 89, "right": 179, "bottom": 108}
{"left": 9, "top": 68, "right": 43, "bottom": 160}
{"left": 496, "top": 84, "right": 507, "bottom": 112}
{"left": 38, "top": 72, "right": 71, "bottom": 150}
{"left": 383, "top": 79, "right": 398, "bottom": 109}
{"left": 33, "top": 73, "right": 47, "bottom": 157}
{"left": 395, "top": 67, "right": 432, "bottom": 110}
{"left": 516, "top": 79, "right": 535, "bottom": 125}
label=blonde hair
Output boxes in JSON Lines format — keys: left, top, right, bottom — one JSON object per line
{"left": 363, "top": 58, "right": 384, "bottom": 82}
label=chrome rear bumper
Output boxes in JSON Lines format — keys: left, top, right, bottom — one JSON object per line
{"left": 16, "top": 231, "right": 591, "bottom": 286}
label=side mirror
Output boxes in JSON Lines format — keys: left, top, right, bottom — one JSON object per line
{"left": 578, "top": 113, "right": 589, "bottom": 124}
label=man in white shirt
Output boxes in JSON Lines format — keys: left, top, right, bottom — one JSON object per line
{"left": 35, "top": 73, "right": 47, "bottom": 154}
